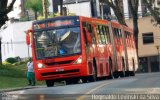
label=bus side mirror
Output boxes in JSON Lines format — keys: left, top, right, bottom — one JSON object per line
{"left": 26, "top": 29, "right": 32, "bottom": 45}
{"left": 83, "top": 28, "right": 92, "bottom": 44}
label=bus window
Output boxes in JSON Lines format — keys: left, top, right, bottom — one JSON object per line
{"left": 82, "top": 22, "right": 86, "bottom": 27}
{"left": 87, "top": 23, "right": 92, "bottom": 33}
{"left": 113, "top": 28, "right": 118, "bottom": 38}
{"left": 83, "top": 22, "right": 96, "bottom": 44}
{"left": 105, "top": 26, "right": 111, "bottom": 44}
{"left": 118, "top": 29, "right": 122, "bottom": 38}
{"left": 116, "top": 28, "right": 121, "bottom": 39}
{"left": 128, "top": 32, "right": 133, "bottom": 48}
{"left": 118, "top": 29, "right": 122, "bottom": 45}
{"left": 96, "top": 25, "right": 106, "bottom": 44}
{"left": 96, "top": 25, "right": 102, "bottom": 44}
{"left": 125, "top": 31, "right": 131, "bottom": 47}
{"left": 124, "top": 31, "right": 127, "bottom": 38}
{"left": 34, "top": 27, "right": 81, "bottom": 59}
{"left": 99, "top": 25, "right": 106, "bottom": 44}
{"left": 91, "top": 26, "right": 96, "bottom": 44}
{"left": 102, "top": 26, "right": 108, "bottom": 44}
{"left": 114, "top": 28, "right": 122, "bottom": 45}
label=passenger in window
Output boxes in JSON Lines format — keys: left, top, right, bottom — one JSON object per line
{"left": 60, "top": 31, "right": 80, "bottom": 54}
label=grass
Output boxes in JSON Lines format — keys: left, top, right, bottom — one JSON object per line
{"left": 0, "top": 76, "right": 29, "bottom": 89}
{"left": 0, "top": 64, "right": 26, "bottom": 78}
{"left": 0, "top": 76, "right": 45, "bottom": 89}
{"left": 0, "top": 61, "right": 45, "bottom": 89}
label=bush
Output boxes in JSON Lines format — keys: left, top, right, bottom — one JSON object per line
{"left": 2, "top": 61, "right": 12, "bottom": 65}
{"left": 5, "top": 57, "right": 18, "bottom": 64}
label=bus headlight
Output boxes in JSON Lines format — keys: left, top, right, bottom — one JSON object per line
{"left": 73, "top": 56, "right": 82, "bottom": 64}
{"left": 37, "top": 63, "right": 44, "bottom": 69}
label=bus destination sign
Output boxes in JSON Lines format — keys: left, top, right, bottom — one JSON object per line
{"left": 34, "top": 19, "right": 79, "bottom": 30}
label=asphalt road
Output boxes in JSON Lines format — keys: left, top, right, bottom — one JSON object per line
{"left": 1, "top": 72, "right": 160, "bottom": 100}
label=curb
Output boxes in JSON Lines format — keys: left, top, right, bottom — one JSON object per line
{"left": 0, "top": 86, "right": 45, "bottom": 93}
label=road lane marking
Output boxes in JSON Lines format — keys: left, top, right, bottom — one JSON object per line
{"left": 76, "top": 81, "right": 113, "bottom": 100}
{"left": 76, "top": 78, "right": 137, "bottom": 100}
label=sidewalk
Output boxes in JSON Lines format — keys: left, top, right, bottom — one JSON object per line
{"left": 0, "top": 85, "right": 45, "bottom": 93}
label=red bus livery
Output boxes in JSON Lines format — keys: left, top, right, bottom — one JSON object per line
{"left": 26, "top": 16, "right": 138, "bottom": 87}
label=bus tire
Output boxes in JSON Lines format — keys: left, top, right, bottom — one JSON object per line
{"left": 120, "top": 58, "right": 125, "bottom": 77}
{"left": 125, "top": 71, "right": 130, "bottom": 77}
{"left": 108, "top": 58, "right": 114, "bottom": 79}
{"left": 65, "top": 80, "right": 72, "bottom": 85}
{"left": 66, "top": 79, "right": 79, "bottom": 85}
{"left": 130, "top": 59, "right": 135, "bottom": 76}
{"left": 82, "top": 77, "right": 88, "bottom": 83}
{"left": 113, "top": 72, "right": 119, "bottom": 78}
{"left": 46, "top": 80, "right": 54, "bottom": 87}
{"left": 120, "top": 71, "right": 125, "bottom": 77}
{"left": 89, "top": 59, "right": 97, "bottom": 82}
{"left": 130, "top": 71, "right": 135, "bottom": 76}
{"left": 89, "top": 67, "right": 97, "bottom": 82}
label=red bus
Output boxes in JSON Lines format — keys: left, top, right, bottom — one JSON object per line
{"left": 26, "top": 16, "right": 138, "bottom": 87}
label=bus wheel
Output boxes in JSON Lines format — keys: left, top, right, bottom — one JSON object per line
{"left": 120, "top": 70, "right": 125, "bottom": 78}
{"left": 89, "top": 66, "right": 97, "bottom": 82}
{"left": 65, "top": 80, "right": 72, "bottom": 85}
{"left": 125, "top": 71, "right": 130, "bottom": 77}
{"left": 66, "top": 79, "right": 79, "bottom": 85}
{"left": 130, "top": 71, "right": 135, "bottom": 76}
{"left": 130, "top": 59, "right": 135, "bottom": 76}
{"left": 120, "top": 58, "right": 125, "bottom": 77}
{"left": 72, "top": 79, "right": 79, "bottom": 84}
{"left": 108, "top": 59, "right": 114, "bottom": 79}
{"left": 113, "top": 72, "right": 119, "bottom": 78}
{"left": 46, "top": 80, "right": 54, "bottom": 87}
{"left": 82, "top": 78, "right": 88, "bottom": 83}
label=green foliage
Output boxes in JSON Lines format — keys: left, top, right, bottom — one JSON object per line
{"left": 37, "top": 12, "right": 77, "bottom": 20}
{"left": 37, "top": 15, "right": 45, "bottom": 20}
{"left": 37, "top": 13, "right": 60, "bottom": 20}
{"left": 5, "top": 57, "right": 18, "bottom": 64}
{"left": 143, "top": 12, "right": 151, "bottom": 17}
{"left": 0, "top": 60, "right": 45, "bottom": 89}
{"left": 19, "top": 16, "right": 29, "bottom": 22}
{"left": 0, "top": 64, "right": 26, "bottom": 78}
{"left": 0, "top": 76, "right": 28, "bottom": 89}
{"left": 0, "top": 76, "right": 45, "bottom": 89}
{"left": 68, "top": 13, "right": 76, "bottom": 16}
{"left": 1, "top": 57, "right": 28, "bottom": 78}
{"left": 12, "top": 61, "right": 25, "bottom": 66}
{"left": 25, "top": 0, "right": 43, "bottom": 15}
{"left": 2, "top": 61, "right": 12, "bottom": 65}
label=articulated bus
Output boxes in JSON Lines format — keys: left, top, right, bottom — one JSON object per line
{"left": 26, "top": 16, "right": 138, "bottom": 87}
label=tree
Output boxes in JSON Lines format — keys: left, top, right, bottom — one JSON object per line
{"left": 103, "top": 0, "right": 127, "bottom": 26}
{"left": 104, "top": 0, "right": 140, "bottom": 69}
{"left": 104, "top": 0, "right": 139, "bottom": 49}
{"left": 128, "top": 0, "right": 139, "bottom": 50}
{"left": 142, "top": 0, "right": 160, "bottom": 25}
{"left": 25, "top": 0, "right": 43, "bottom": 20}
{"left": 42, "top": 0, "right": 48, "bottom": 19}
{"left": 0, "top": 0, "right": 16, "bottom": 65}
{"left": 0, "top": 0, "right": 16, "bottom": 28}
{"left": 60, "top": 0, "right": 63, "bottom": 15}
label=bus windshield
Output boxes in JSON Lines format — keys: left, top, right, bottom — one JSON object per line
{"left": 34, "top": 27, "right": 81, "bottom": 59}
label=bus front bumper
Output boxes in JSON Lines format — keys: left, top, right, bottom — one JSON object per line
{"left": 35, "top": 64, "right": 88, "bottom": 81}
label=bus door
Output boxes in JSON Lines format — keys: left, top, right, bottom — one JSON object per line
{"left": 103, "top": 25, "right": 112, "bottom": 75}
{"left": 113, "top": 27, "right": 124, "bottom": 71}
{"left": 82, "top": 21, "right": 97, "bottom": 75}
{"left": 95, "top": 25, "right": 107, "bottom": 77}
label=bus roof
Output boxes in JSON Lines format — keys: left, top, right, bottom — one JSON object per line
{"left": 33, "top": 16, "right": 80, "bottom": 24}
{"left": 33, "top": 16, "right": 133, "bottom": 32}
